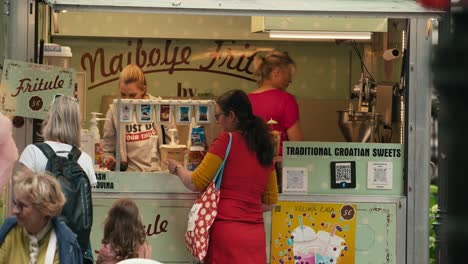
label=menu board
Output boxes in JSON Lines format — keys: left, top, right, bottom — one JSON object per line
{"left": 271, "top": 201, "right": 356, "bottom": 264}
{"left": 0, "top": 60, "right": 75, "bottom": 119}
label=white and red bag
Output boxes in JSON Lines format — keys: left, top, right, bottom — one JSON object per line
{"left": 185, "top": 132, "right": 232, "bottom": 261}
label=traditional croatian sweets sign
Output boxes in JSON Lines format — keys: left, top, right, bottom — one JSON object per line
{"left": 271, "top": 201, "right": 356, "bottom": 264}
{"left": 0, "top": 60, "right": 75, "bottom": 119}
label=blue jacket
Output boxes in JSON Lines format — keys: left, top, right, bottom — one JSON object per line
{"left": 0, "top": 216, "right": 83, "bottom": 264}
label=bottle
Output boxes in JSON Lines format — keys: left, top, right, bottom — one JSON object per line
{"left": 187, "top": 146, "right": 206, "bottom": 171}
{"left": 150, "top": 135, "right": 161, "bottom": 171}
{"left": 89, "top": 112, "right": 109, "bottom": 169}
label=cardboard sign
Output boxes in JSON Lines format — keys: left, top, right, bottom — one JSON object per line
{"left": 0, "top": 60, "right": 75, "bottom": 119}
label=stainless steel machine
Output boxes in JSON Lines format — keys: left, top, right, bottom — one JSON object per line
{"left": 338, "top": 74, "right": 396, "bottom": 143}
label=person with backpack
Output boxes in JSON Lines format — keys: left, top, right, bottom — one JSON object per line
{"left": 0, "top": 172, "right": 83, "bottom": 264}
{"left": 17, "top": 95, "right": 97, "bottom": 264}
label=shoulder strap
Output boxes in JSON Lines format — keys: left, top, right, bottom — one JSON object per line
{"left": 44, "top": 229, "right": 57, "bottom": 264}
{"left": 213, "top": 132, "right": 232, "bottom": 190}
{"left": 68, "top": 146, "right": 82, "bottom": 162}
{"left": 35, "top": 143, "right": 57, "bottom": 160}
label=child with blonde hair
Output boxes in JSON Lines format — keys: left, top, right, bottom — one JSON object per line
{"left": 96, "top": 198, "right": 152, "bottom": 264}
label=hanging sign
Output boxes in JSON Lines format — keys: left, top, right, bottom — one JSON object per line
{"left": 0, "top": 60, "right": 75, "bottom": 119}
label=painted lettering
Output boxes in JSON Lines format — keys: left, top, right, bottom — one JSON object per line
{"left": 145, "top": 214, "right": 169, "bottom": 237}
{"left": 81, "top": 48, "right": 110, "bottom": 83}
{"left": 11, "top": 76, "right": 65, "bottom": 97}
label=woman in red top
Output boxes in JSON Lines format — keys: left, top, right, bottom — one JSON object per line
{"left": 248, "top": 50, "right": 303, "bottom": 153}
{"left": 166, "top": 89, "right": 278, "bottom": 263}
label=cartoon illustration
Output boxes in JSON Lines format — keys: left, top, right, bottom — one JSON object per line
{"left": 271, "top": 202, "right": 356, "bottom": 264}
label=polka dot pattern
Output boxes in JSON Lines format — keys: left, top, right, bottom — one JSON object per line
{"left": 185, "top": 182, "right": 220, "bottom": 261}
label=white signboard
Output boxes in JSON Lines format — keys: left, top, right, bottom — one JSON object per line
{"left": 367, "top": 161, "right": 393, "bottom": 189}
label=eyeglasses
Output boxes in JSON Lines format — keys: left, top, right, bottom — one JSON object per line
{"left": 214, "top": 112, "right": 225, "bottom": 121}
{"left": 12, "top": 199, "right": 30, "bottom": 213}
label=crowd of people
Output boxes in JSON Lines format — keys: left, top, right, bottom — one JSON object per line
{"left": 0, "top": 49, "right": 299, "bottom": 263}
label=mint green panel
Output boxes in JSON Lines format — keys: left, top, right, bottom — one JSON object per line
{"left": 93, "top": 171, "right": 191, "bottom": 193}
{"left": 355, "top": 203, "right": 396, "bottom": 263}
{"left": 283, "top": 142, "right": 404, "bottom": 196}
{"left": 252, "top": 17, "right": 388, "bottom": 32}
{"left": 91, "top": 198, "right": 196, "bottom": 263}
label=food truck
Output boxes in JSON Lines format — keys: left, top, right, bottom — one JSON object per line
{"left": 0, "top": 1, "right": 441, "bottom": 263}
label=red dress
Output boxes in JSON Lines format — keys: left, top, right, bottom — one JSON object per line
{"left": 205, "top": 131, "right": 274, "bottom": 263}
{"left": 248, "top": 89, "right": 300, "bottom": 155}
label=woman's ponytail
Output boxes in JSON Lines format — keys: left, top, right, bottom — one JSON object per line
{"left": 217, "top": 89, "right": 274, "bottom": 167}
{"left": 242, "top": 116, "right": 274, "bottom": 166}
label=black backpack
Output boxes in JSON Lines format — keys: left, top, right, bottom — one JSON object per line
{"left": 35, "top": 143, "right": 93, "bottom": 256}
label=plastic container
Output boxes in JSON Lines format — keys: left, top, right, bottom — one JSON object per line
{"left": 160, "top": 145, "right": 186, "bottom": 171}
{"left": 187, "top": 146, "right": 206, "bottom": 171}
{"left": 43, "top": 43, "right": 72, "bottom": 68}
{"left": 160, "top": 128, "right": 186, "bottom": 171}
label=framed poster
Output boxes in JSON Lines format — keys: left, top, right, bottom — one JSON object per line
{"left": 367, "top": 161, "right": 393, "bottom": 189}
{"left": 176, "top": 105, "right": 191, "bottom": 124}
{"left": 158, "top": 104, "right": 172, "bottom": 123}
{"left": 196, "top": 105, "right": 210, "bottom": 124}
{"left": 271, "top": 201, "right": 356, "bottom": 264}
{"left": 120, "top": 104, "right": 133, "bottom": 123}
{"left": 282, "top": 167, "right": 308, "bottom": 193}
{"left": 137, "top": 104, "right": 153, "bottom": 123}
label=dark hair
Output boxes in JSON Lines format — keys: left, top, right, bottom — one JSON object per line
{"left": 217, "top": 89, "right": 274, "bottom": 167}
{"left": 253, "top": 50, "right": 296, "bottom": 84}
{"left": 101, "top": 199, "right": 146, "bottom": 260}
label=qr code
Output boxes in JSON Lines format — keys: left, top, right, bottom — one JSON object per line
{"left": 335, "top": 163, "right": 352, "bottom": 183}
{"left": 373, "top": 168, "right": 388, "bottom": 183}
{"left": 284, "top": 169, "right": 306, "bottom": 191}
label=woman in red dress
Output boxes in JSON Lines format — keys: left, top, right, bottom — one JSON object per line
{"left": 166, "top": 89, "right": 278, "bottom": 263}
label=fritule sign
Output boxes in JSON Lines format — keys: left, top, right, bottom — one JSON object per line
{"left": 81, "top": 39, "right": 258, "bottom": 90}
{"left": 11, "top": 76, "right": 65, "bottom": 97}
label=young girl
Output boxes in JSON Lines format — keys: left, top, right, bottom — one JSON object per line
{"left": 96, "top": 199, "right": 152, "bottom": 264}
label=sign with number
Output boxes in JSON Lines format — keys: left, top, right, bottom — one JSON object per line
{"left": 271, "top": 201, "right": 356, "bottom": 264}
{"left": 0, "top": 60, "right": 75, "bottom": 119}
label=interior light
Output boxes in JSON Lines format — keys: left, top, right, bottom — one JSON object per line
{"left": 61, "top": 10, "right": 68, "bottom": 13}
{"left": 269, "top": 31, "right": 372, "bottom": 40}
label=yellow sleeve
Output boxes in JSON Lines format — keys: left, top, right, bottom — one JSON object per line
{"left": 262, "top": 170, "right": 279, "bottom": 205}
{"left": 192, "top": 153, "right": 223, "bottom": 192}
{"left": 0, "top": 233, "right": 11, "bottom": 264}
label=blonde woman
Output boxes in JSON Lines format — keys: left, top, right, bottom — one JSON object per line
{"left": 248, "top": 50, "right": 303, "bottom": 153}
{"left": 102, "top": 64, "right": 177, "bottom": 172}
{"left": 18, "top": 95, "right": 97, "bottom": 186}
{"left": 0, "top": 172, "right": 83, "bottom": 264}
